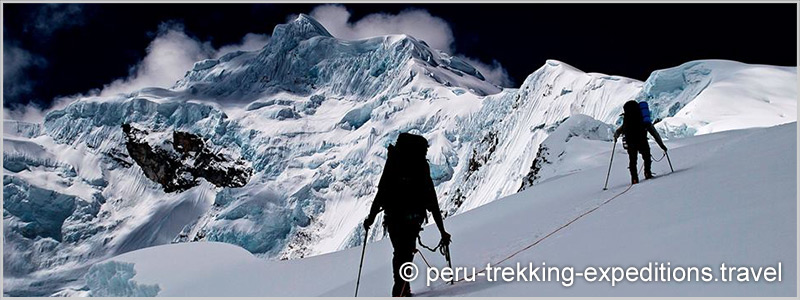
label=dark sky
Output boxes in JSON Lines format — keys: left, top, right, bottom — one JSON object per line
{"left": 3, "top": 3, "right": 797, "bottom": 110}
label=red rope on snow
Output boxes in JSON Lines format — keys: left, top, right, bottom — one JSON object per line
{"left": 411, "top": 152, "right": 666, "bottom": 289}
{"left": 448, "top": 162, "right": 649, "bottom": 283}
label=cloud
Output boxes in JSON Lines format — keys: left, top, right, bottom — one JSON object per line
{"left": 4, "top": 104, "right": 46, "bottom": 123}
{"left": 3, "top": 95, "right": 74, "bottom": 123}
{"left": 309, "top": 5, "right": 513, "bottom": 87}
{"left": 100, "top": 23, "right": 270, "bottom": 97}
{"left": 24, "top": 4, "right": 86, "bottom": 38}
{"left": 459, "top": 56, "right": 515, "bottom": 87}
{"left": 310, "top": 4, "right": 455, "bottom": 53}
{"left": 99, "top": 22, "right": 216, "bottom": 96}
{"left": 4, "top": 4, "right": 86, "bottom": 121}
{"left": 3, "top": 43, "right": 48, "bottom": 103}
{"left": 215, "top": 33, "right": 270, "bottom": 58}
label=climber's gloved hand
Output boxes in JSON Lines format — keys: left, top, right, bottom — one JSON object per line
{"left": 363, "top": 216, "right": 374, "bottom": 230}
{"left": 440, "top": 231, "right": 451, "bottom": 246}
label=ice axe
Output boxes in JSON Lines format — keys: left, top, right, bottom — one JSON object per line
{"left": 354, "top": 227, "right": 369, "bottom": 297}
{"left": 603, "top": 139, "right": 617, "bottom": 190}
{"left": 443, "top": 243, "right": 454, "bottom": 285}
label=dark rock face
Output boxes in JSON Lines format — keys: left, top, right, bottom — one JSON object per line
{"left": 518, "top": 143, "right": 549, "bottom": 192}
{"left": 173, "top": 131, "right": 204, "bottom": 155}
{"left": 122, "top": 124, "right": 252, "bottom": 193}
{"left": 445, "top": 130, "right": 499, "bottom": 216}
{"left": 467, "top": 131, "right": 498, "bottom": 176}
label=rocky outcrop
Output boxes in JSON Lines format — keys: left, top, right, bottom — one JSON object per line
{"left": 518, "top": 143, "right": 549, "bottom": 192}
{"left": 122, "top": 124, "right": 252, "bottom": 192}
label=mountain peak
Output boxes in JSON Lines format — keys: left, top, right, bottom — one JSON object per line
{"left": 545, "top": 59, "right": 583, "bottom": 73}
{"left": 271, "top": 14, "right": 333, "bottom": 40}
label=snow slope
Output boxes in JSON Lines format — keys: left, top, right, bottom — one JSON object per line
{"left": 84, "top": 121, "right": 796, "bottom": 297}
{"left": 3, "top": 14, "right": 796, "bottom": 296}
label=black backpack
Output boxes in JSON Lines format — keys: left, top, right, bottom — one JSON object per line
{"left": 378, "top": 133, "right": 435, "bottom": 223}
{"left": 622, "top": 100, "right": 647, "bottom": 148}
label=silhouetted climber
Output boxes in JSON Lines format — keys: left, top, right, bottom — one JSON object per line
{"left": 364, "top": 132, "right": 451, "bottom": 297}
{"left": 614, "top": 100, "right": 668, "bottom": 184}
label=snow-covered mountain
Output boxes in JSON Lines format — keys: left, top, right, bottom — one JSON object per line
{"left": 3, "top": 14, "right": 796, "bottom": 296}
{"left": 80, "top": 121, "right": 797, "bottom": 297}
{"left": 174, "top": 14, "right": 499, "bottom": 101}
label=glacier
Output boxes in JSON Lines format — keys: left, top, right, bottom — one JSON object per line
{"left": 3, "top": 14, "right": 796, "bottom": 296}
{"left": 83, "top": 261, "right": 159, "bottom": 297}
{"left": 81, "top": 121, "right": 797, "bottom": 297}
{"left": 636, "top": 60, "right": 797, "bottom": 138}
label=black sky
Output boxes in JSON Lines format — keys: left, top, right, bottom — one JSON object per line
{"left": 3, "top": 3, "right": 797, "bottom": 110}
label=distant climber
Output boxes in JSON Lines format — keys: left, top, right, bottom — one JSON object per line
{"left": 364, "top": 133, "right": 451, "bottom": 297}
{"left": 614, "top": 100, "right": 668, "bottom": 184}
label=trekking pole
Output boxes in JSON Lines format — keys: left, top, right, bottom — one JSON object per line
{"left": 603, "top": 140, "right": 617, "bottom": 190}
{"left": 354, "top": 227, "right": 369, "bottom": 297}
{"left": 665, "top": 151, "right": 674, "bottom": 173}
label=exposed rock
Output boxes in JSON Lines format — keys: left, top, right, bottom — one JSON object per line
{"left": 518, "top": 143, "right": 549, "bottom": 192}
{"left": 173, "top": 131, "right": 204, "bottom": 156}
{"left": 122, "top": 124, "right": 252, "bottom": 193}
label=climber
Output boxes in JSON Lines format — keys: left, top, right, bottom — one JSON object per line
{"left": 614, "top": 100, "right": 668, "bottom": 184}
{"left": 364, "top": 132, "right": 451, "bottom": 297}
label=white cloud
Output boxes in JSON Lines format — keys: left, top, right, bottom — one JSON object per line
{"left": 4, "top": 4, "right": 85, "bottom": 122}
{"left": 3, "top": 95, "right": 75, "bottom": 123}
{"left": 215, "top": 33, "right": 270, "bottom": 58}
{"left": 4, "top": 104, "right": 46, "bottom": 123}
{"left": 99, "top": 24, "right": 270, "bottom": 97}
{"left": 310, "top": 4, "right": 455, "bottom": 53}
{"left": 99, "top": 22, "right": 215, "bottom": 96}
{"left": 459, "top": 56, "right": 515, "bottom": 87}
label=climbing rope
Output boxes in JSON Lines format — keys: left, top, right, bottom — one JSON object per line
{"left": 417, "top": 235, "right": 449, "bottom": 256}
{"left": 417, "top": 234, "right": 453, "bottom": 284}
{"left": 415, "top": 248, "right": 433, "bottom": 268}
{"left": 651, "top": 152, "right": 666, "bottom": 162}
{"left": 447, "top": 163, "right": 649, "bottom": 284}
{"left": 411, "top": 151, "right": 668, "bottom": 287}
